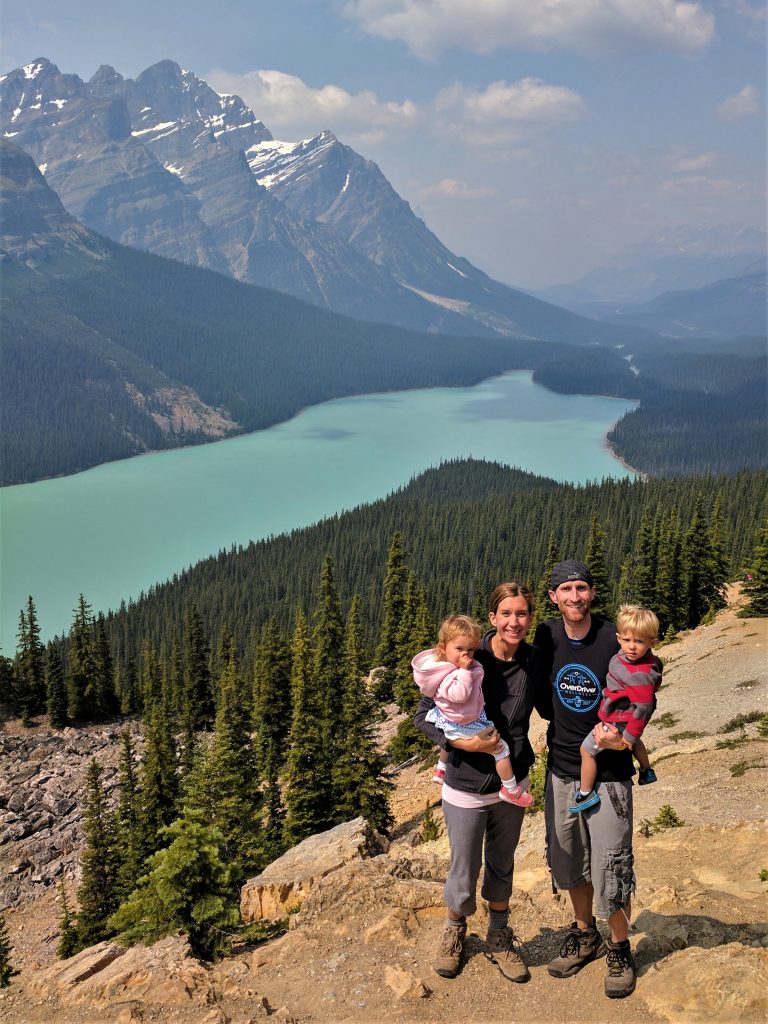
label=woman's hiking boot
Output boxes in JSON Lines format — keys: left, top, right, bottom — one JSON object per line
{"left": 433, "top": 922, "right": 466, "bottom": 978}
{"left": 548, "top": 920, "right": 606, "bottom": 977}
{"left": 484, "top": 925, "right": 531, "bottom": 982}
{"left": 604, "top": 939, "right": 637, "bottom": 998}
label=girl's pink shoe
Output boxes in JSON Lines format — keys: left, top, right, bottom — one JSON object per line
{"left": 432, "top": 766, "right": 446, "bottom": 784}
{"left": 499, "top": 785, "right": 534, "bottom": 808}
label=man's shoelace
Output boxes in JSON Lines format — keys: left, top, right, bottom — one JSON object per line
{"left": 606, "top": 946, "right": 631, "bottom": 976}
{"left": 441, "top": 929, "right": 464, "bottom": 956}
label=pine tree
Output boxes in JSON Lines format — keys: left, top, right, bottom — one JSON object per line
{"left": 388, "top": 586, "right": 435, "bottom": 764}
{"left": 656, "top": 507, "right": 684, "bottom": 634}
{"left": 682, "top": 496, "right": 719, "bottom": 628}
{"left": 113, "top": 730, "right": 144, "bottom": 900}
{"left": 332, "top": 598, "right": 393, "bottom": 834}
{"left": 260, "top": 740, "right": 286, "bottom": 864}
{"left": 93, "top": 614, "right": 117, "bottom": 718}
{"left": 186, "top": 643, "right": 263, "bottom": 877}
{"left": 529, "top": 533, "right": 560, "bottom": 635}
{"left": 619, "top": 509, "right": 658, "bottom": 609}
{"left": 283, "top": 609, "right": 330, "bottom": 845}
{"left": 108, "top": 807, "right": 239, "bottom": 962}
{"left": 742, "top": 519, "right": 768, "bottom": 616}
{"left": 16, "top": 596, "right": 45, "bottom": 721}
{"left": 56, "top": 879, "right": 79, "bottom": 960}
{"left": 374, "top": 532, "right": 408, "bottom": 702}
{"left": 0, "top": 912, "right": 17, "bottom": 987}
{"left": 183, "top": 607, "right": 213, "bottom": 731}
{"left": 67, "top": 595, "right": 95, "bottom": 721}
{"left": 709, "top": 494, "right": 730, "bottom": 611}
{"left": 313, "top": 557, "right": 345, "bottom": 712}
{"left": 45, "top": 642, "right": 67, "bottom": 729}
{"left": 119, "top": 657, "right": 139, "bottom": 715}
{"left": 252, "top": 620, "right": 292, "bottom": 764}
{"left": 140, "top": 640, "right": 162, "bottom": 713}
{"left": 73, "top": 759, "right": 119, "bottom": 951}
{"left": 584, "top": 514, "right": 612, "bottom": 619}
{"left": 393, "top": 573, "right": 418, "bottom": 712}
{"left": 139, "top": 695, "right": 179, "bottom": 860}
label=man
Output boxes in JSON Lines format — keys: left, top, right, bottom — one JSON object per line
{"left": 533, "top": 559, "right": 637, "bottom": 999}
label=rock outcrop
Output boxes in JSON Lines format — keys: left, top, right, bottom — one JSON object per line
{"left": 240, "top": 816, "right": 390, "bottom": 922}
{"left": 24, "top": 935, "right": 215, "bottom": 1008}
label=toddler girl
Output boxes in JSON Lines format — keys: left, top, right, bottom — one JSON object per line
{"left": 412, "top": 614, "right": 534, "bottom": 808}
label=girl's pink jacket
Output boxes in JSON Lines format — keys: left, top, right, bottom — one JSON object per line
{"left": 411, "top": 649, "right": 485, "bottom": 724}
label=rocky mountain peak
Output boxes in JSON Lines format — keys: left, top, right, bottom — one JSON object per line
{"left": 87, "top": 64, "right": 125, "bottom": 96}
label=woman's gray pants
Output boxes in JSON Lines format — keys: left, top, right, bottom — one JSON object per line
{"left": 442, "top": 799, "right": 525, "bottom": 917}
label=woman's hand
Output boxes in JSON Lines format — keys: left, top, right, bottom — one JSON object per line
{"left": 450, "top": 725, "right": 503, "bottom": 755}
{"left": 591, "top": 722, "right": 624, "bottom": 750}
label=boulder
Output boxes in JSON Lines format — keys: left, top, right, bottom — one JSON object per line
{"left": 240, "top": 817, "right": 390, "bottom": 922}
{"left": 384, "top": 966, "right": 431, "bottom": 999}
{"left": 641, "top": 943, "right": 768, "bottom": 1022}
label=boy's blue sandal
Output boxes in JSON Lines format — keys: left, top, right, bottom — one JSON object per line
{"left": 638, "top": 767, "right": 658, "bottom": 785}
{"left": 568, "top": 790, "right": 601, "bottom": 814}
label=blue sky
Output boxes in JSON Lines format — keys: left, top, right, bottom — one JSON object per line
{"left": 2, "top": 0, "right": 765, "bottom": 286}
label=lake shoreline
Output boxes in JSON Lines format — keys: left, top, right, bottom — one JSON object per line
{"left": 3, "top": 369, "right": 638, "bottom": 489}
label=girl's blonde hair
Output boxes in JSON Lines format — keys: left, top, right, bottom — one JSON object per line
{"left": 489, "top": 581, "right": 534, "bottom": 615}
{"left": 436, "top": 614, "right": 483, "bottom": 655}
{"left": 616, "top": 604, "right": 659, "bottom": 640}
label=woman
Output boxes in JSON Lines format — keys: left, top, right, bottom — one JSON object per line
{"left": 414, "top": 581, "right": 540, "bottom": 982}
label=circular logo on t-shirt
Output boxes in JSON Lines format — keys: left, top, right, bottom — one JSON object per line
{"left": 554, "top": 663, "right": 601, "bottom": 712}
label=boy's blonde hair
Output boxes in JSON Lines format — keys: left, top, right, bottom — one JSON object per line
{"left": 436, "top": 614, "right": 483, "bottom": 654}
{"left": 616, "top": 604, "right": 659, "bottom": 641}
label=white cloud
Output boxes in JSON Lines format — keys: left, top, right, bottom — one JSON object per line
{"left": 419, "top": 178, "right": 497, "bottom": 199}
{"left": 666, "top": 146, "right": 717, "bottom": 172}
{"left": 206, "top": 68, "right": 418, "bottom": 141}
{"left": 658, "top": 175, "right": 744, "bottom": 195}
{"left": 432, "top": 78, "right": 585, "bottom": 146}
{"left": 715, "top": 84, "right": 761, "bottom": 121}
{"left": 343, "top": 0, "right": 715, "bottom": 57}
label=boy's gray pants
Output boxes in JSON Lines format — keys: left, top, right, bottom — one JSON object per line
{"left": 442, "top": 799, "right": 525, "bottom": 917}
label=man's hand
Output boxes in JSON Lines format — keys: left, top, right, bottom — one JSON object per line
{"left": 592, "top": 722, "right": 624, "bottom": 750}
{"left": 451, "top": 725, "right": 502, "bottom": 755}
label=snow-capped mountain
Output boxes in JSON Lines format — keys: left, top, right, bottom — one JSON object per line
{"left": 0, "top": 57, "right": 649, "bottom": 342}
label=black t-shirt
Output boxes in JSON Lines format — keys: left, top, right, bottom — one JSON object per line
{"left": 533, "top": 616, "right": 634, "bottom": 782}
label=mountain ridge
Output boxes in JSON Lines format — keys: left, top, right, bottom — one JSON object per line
{"left": 1, "top": 56, "right": 655, "bottom": 343}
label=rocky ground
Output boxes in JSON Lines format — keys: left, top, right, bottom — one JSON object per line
{"left": 1, "top": 588, "right": 766, "bottom": 1023}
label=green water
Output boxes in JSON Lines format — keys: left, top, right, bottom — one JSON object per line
{"left": 0, "top": 371, "right": 636, "bottom": 649}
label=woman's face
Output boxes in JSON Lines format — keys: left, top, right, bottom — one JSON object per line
{"left": 489, "top": 595, "right": 531, "bottom": 649}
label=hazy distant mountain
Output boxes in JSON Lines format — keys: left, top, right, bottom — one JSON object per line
{"left": 1, "top": 57, "right": 652, "bottom": 344}
{"left": 537, "top": 224, "right": 766, "bottom": 314}
{"left": 597, "top": 262, "right": 767, "bottom": 337}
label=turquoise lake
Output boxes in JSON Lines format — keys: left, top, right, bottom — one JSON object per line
{"left": 0, "top": 371, "right": 636, "bottom": 650}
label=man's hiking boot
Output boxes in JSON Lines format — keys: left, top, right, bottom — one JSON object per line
{"left": 604, "top": 939, "right": 637, "bottom": 998}
{"left": 548, "top": 920, "right": 606, "bottom": 978}
{"left": 484, "top": 925, "right": 530, "bottom": 982}
{"left": 433, "top": 922, "right": 466, "bottom": 978}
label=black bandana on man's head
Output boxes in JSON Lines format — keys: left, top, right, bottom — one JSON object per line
{"left": 550, "top": 559, "right": 594, "bottom": 589}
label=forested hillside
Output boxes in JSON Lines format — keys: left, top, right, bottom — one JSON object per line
{"left": 46, "top": 460, "right": 767, "bottom": 672}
